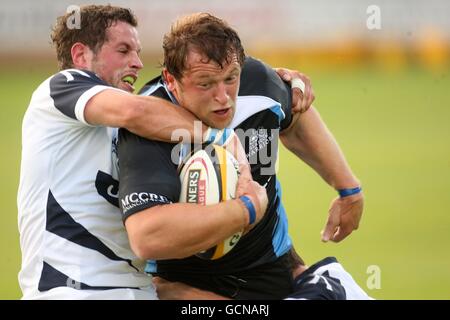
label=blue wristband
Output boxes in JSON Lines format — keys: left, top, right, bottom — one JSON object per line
{"left": 239, "top": 195, "right": 256, "bottom": 225}
{"left": 338, "top": 186, "right": 362, "bottom": 198}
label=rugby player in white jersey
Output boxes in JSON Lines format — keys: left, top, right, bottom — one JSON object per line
{"left": 18, "top": 5, "right": 314, "bottom": 299}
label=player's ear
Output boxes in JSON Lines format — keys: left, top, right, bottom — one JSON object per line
{"left": 163, "top": 69, "right": 177, "bottom": 91}
{"left": 71, "top": 42, "right": 93, "bottom": 69}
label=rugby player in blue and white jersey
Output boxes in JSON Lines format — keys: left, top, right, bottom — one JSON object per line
{"left": 117, "top": 13, "right": 364, "bottom": 299}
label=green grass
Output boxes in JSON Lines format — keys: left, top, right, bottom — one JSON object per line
{"left": 278, "top": 66, "right": 450, "bottom": 299}
{"left": 1, "top": 60, "right": 449, "bottom": 299}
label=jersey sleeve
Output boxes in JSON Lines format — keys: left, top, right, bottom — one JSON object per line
{"left": 239, "top": 57, "right": 293, "bottom": 130}
{"left": 117, "top": 128, "right": 181, "bottom": 221}
{"left": 49, "top": 69, "right": 124, "bottom": 125}
{"left": 286, "top": 273, "right": 347, "bottom": 300}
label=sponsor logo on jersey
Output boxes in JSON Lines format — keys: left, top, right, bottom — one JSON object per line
{"left": 120, "top": 192, "right": 170, "bottom": 213}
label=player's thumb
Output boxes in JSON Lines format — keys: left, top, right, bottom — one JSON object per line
{"left": 321, "top": 205, "right": 340, "bottom": 242}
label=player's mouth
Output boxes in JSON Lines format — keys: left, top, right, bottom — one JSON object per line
{"left": 121, "top": 74, "right": 137, "bottom": 92}
{"left": 213, "top": 107, "right": 231, "bottom": 117}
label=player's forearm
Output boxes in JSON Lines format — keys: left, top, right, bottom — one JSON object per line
{"left": 85, "top": 89, "right": 204, "bottom": 142}
{"left": 125, "top": 200, "right": 247, "bottom": 260}
{"left": 125, "top": 96, "right": 206, "bottom": 142}
{"left": 280, "top": 106, "right": 359, "bottom": 189}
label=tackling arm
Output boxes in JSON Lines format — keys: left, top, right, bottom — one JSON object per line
{"left": 84, "top": 89, "right": 203, "bottom": 142}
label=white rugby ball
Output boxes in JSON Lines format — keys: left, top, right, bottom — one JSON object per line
{"left": 179, "top": 144, "right": 243, "bottom": 260}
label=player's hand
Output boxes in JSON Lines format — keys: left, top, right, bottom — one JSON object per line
{"left": 236, "top": 177, "right": 268, "bottom": 227}
{"left": 153, "top": 276, "right": 229, "bottom": 300}
{"left": 321, "top": 192, "right": 364, "bottom": 243}
{"left": 274, "top": 68, "right": 315, "bottom": 114}
{"left": 223, "top": 130, "right": 252, "bottom": 182}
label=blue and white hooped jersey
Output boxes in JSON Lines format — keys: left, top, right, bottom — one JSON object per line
{"left": 18, "top": 69, "right": 154, "bottom": 299}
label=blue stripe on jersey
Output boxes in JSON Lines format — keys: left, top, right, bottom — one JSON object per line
{"left": 145, "top": 260, "right": 157, "bottom": 273}
{"left": 139, "top": 81, "right": 164, "bottom": 97}
{"left": 269, "top": 104, "right": 286, "bottom": 125}
{"left": 140, "top": 78, "right": 179, "bottom": 105}
{"left": 272, "top": 179, "right": 292, "bottom": 257}
{"left": 46, "top": 190, "right": 137, "bottom": 270}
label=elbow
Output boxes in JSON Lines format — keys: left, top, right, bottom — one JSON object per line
{"left": 128, "top": 234, "right": 161, "bottom": 260}
{"left": 130, "top": 242, "right": 151, "bottom": 261}
{"left": 125, "top": 213, "right": 162, "bottom": 260}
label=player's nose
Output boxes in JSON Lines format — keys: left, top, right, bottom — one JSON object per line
{"left": 214, "top": 82, "right": 229, "bottom": 105}
{"left": 130, "top": 51, "right": 143, "bottom": 70}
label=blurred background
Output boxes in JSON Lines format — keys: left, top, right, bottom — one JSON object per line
{"left": 1, "top": 0, "right": 449, "bottom": 299}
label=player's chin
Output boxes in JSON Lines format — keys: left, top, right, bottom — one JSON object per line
{"left": 210, "top": 110, "right": 234, "bottom": 128}
{"left": 118, "top": 81, "right": 135, "bottom": 93}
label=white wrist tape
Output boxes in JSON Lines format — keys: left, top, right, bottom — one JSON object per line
{"left": 291, "top": 78, "right": 306, "bottom": 93}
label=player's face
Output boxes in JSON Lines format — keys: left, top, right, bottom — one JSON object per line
{"left": 166, "top": 50, "right": 241, "bottom": 129}
{"left": 89, "top": 21, "right": 143, "bottom": 93}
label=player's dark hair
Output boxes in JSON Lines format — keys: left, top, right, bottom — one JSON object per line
{"left": 51, "top": 5, "right": 138, "bottom": 70}
{"left": 163, "top": 13, "right": 245, "bottom": 80}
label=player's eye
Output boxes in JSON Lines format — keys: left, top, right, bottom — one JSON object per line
{"left": 225, "top": 75, "right": 238, "bottom": 83}
{"left": 198, "top": 82, "right": 211, "bottom": 89}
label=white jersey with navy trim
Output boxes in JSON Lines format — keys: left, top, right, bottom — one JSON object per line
{"left": 286, "top": 257, "right": 373, "bottom": 300}
{"left": 18, "top": 69, "right": 155, "bottom": 299}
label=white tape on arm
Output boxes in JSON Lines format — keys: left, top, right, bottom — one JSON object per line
{"left": 291, "top": 78, "right": 306, "bottom": 93}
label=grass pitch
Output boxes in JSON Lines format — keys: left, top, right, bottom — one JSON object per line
{"left": 1, "top": 60, "right": 449, "bottom": 299}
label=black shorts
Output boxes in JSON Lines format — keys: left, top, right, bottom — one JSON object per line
{"left": 156, "top": 252, "right": 293, "bottom": 300}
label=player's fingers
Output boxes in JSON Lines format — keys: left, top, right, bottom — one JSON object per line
{"left": 291, "top": 88, "right": 303, "bottom": 113}
{"left": 239, "top": 162, "right": 253, "bottom": 181}
{"left": 152, "top": 276, "right": 167, "bottom": 286}
{"left": 236, "top": 173, "right": 252, "bottom": 197}
{"left": 274, "top": 68, "right": 292, "bottom": 82}
{"left": 300, "top": 75, "right": 312, "bottom": 113}
{"left": 321, "top": 216, "right": 339, "bottom": 242}
{"left": 322, "top": 204, "right": 340, "bottom": 242}
{"left": 330, "top": 226, "right": 352, "bottom": 243}
{"left": 307, "top": 88, "right": 316, "bottom": 108}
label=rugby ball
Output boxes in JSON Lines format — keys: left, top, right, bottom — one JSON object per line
{"left": 179, "top": 144, "right": 243, "bottom": 260}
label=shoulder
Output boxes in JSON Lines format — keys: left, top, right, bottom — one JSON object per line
{"left": 50, "top": 69, "right": 106, "bottom": 86}
{"left": 138, "top": 75, "right": 169, "bottom": 100}
{"left": 118, "top": 128, "right": 175, "bottom": 157}
{"left": 240, "top": 57, "right": 278, "bottom": 89}
{"left": 239, "top": 56, "right": 290, "bottom": 102}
